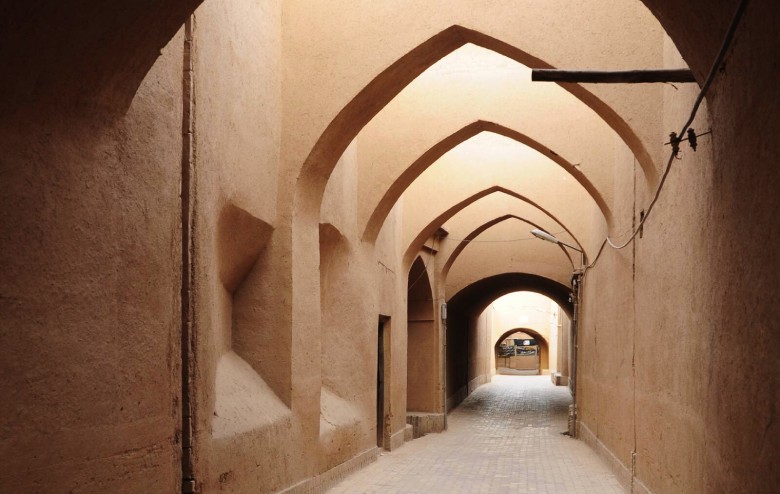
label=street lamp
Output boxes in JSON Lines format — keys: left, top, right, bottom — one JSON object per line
{"left": 530, "top": 228, "right": 586, "bottom": 435}
{"left": 530, "top": 229, "right": 585, "bottom": 267}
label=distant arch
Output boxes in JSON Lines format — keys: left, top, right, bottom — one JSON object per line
{"left": 441, "top": 214, "right": 574, "bottom": 281}
{"left": 445, "top": 274, "right": 571, "bottom": 409}
{"left": 402, "top": 186, "right": 585, "bottom": 267}
{"left": 495, "top": 328, "right": 550, "bottom": 373}
{"left": 495, "top": 328, "right": 549, "bottom": 349}
{"left": 447, "top": 272, "right": 573, "bottom": 319}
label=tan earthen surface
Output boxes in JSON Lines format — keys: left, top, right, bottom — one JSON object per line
{"left": 1, "top": 1, "right": 779, "bottom": 493}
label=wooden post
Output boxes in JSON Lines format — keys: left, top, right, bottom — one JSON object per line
{"left": 531, "top": 69, "right": 696, "bottom": 83}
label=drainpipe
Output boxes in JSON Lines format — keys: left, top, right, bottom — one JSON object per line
{"left": 441, "top": 302, "right": 447, "bottom": 430}
{"left": 180, "top": 16, "right": 197, "bottom": 494}
{"left": 569, "top": 270, "right": 583, "bottom": 437}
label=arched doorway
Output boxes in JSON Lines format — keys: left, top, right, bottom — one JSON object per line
{"left": 406, "top": 256, "right": 437, "bottom": 413}
{"left": 494, "top": 328, "right": 549, "bottom": 375}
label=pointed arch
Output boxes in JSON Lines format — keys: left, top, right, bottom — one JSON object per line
{"left": 407, "top": 255, "right": 437, "bottom": 413}
{"left": 362, "top": 121, "right": 613, "bottom": 243}
{"left": 296, "top": 25, "right": 656, "bottom": 219}
{"left": 495, "top": 328, "right": 549, "bottom": 351}
{"left": 402, "top": 186, "right": 585, "bottom": 267}
{"left": 407, "top": 255, "right": 434, "bottom": 315}
{"left": 0, "top": 1, "right": 202, "bottom": 114}
{"left": 441, "top": 215, "right": 574, "bottom": 281}
{"left": 447, "top": 273, "right": 573, "bottom": 319}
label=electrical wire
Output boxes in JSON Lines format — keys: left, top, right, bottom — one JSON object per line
{"left": 443, "top": 230, "right": 568, "bottom": 243}
{"left": 583, "top": 0, "right": 750, "bottom": 273}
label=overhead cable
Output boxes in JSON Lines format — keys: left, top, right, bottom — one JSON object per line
{"left": 584, "top": 0, "right": 750, "bottom": 273}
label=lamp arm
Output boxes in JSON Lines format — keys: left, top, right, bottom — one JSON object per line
{"left": 557, "top": 240, "right": 582, "bottom": 253}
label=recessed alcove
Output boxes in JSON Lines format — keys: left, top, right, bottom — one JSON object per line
{"left": 213, "top": 202, "right": 290, "bottom": 438}
{"left": 212, "top": 351, "right": 290, "bottom": 439}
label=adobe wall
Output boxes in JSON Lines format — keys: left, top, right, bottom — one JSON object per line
{"left": 375, "top": 202, "right": 410, "bottom": 450}
{"left": 676, "top": 7, "right": 780, "bottom": 489}
{"left": 577, "top": 3, "right": 780, "bottom": 491}
{"left": 146, "top": 1, "right": 410, "bottom": 490}
{"left": 2, "top": 2, "right": 778, "bottom": 494}
{"left": 0, "top": 29, "right": 185, "bottom": 493}
{"left": 181, "top": 2, "right": 299, "bottom": 491}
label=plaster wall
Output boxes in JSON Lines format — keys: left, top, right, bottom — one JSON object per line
{"left": 318, "top": 93, "right": 413, "bottom": 481}
{"left": 186, "top": 0, "right": 414, "bottom": 481}
{"left": 406, "top": 320, "right": 437, "bottom": 413}
{"left": 0, "top": 30, "right": 185, "bottom": 493}
{"left": 470, "top": 309, "right": 494, "bottom": 389}
{"left": 183, "top": 2, "right": 299, "bottom": 492}
{"left": 558, "top": 313, "right": 572, "bottom": 380}
{"left": 375, "top": 203, "right": 411, "bottom": 449}
{"left": 576, "top": 5, "right": 780, "bottom": 490}
{"left": 319, "top": 181, "right": 378, "bottom": 470}
{"left": 688, "top": 6, "right": 780, "bottom": 486}
{"left": 3, "top": 2, "right": 780, "bottom": 494}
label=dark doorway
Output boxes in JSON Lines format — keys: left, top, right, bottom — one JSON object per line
{"left": 377, "top": 316, "right": 390, "bottom": 448}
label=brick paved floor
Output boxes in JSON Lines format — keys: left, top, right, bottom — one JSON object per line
{"left": 328, "top": 375, "right": 622, "bottom": 494}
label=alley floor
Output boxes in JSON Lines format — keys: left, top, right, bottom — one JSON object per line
{"left": 328, "top": 375, "right": 622, "bottom": 494}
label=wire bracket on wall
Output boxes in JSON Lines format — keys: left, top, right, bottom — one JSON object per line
{"left": 687, "top": 129, "right": 698, "bottom": 151}
{"left": 583, "top": 0, "right": 748, "bottom": 274}
{"left": 665, "top": 128, "right": 711, "bottom": 154}
{"left": 669, "top": 132, "right": 681, "bottom": 157}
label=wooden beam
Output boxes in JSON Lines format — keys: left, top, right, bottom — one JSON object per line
{"left": 531, "top": 69, "right": 696, "bottom": 84}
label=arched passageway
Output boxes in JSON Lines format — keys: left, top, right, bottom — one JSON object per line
{"left": 2, "top": 2, "right": 780, "bottom": 494}
{"left": 295, "top": 23, "right": 657, "bottom": 219}
{"left": 444, "top": 274, "right": 572, "bottom": 410}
